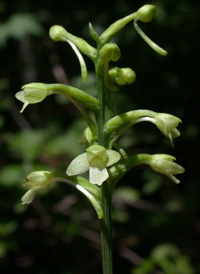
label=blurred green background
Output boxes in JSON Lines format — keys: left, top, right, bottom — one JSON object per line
{"left": 0, "top": 0, "right": 199, "bottom": 273}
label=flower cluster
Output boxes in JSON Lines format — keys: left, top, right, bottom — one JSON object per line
{"left": 16, "top": 5, "right": 184, "bottom": 220}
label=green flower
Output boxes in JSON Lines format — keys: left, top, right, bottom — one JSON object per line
{"left": 134, "top": 112, "right": 181, "bottom": 146}
{"left": 66, "top": 143, "right": 121, "bottom": 185}
{"left": 15, "top": 83, "right": 50, "bottom": 112}
{"left": 153, "top": 114, "right": 181, "bottom": 146}
{"left": 21, "top": 171, "right": 54, "bottom": 204}
{"left": 144, "top": 154, "right": 185, "bottom": 184}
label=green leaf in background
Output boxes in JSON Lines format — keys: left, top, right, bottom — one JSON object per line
{"left": 0, "top": 13, "right": 43, "bottom": 47}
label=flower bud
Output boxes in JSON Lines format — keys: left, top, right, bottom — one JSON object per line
{"left": 109, "top": 67, "right": 136, "bottom": 85}
{"left": 21, "top": 171, "right": 54, "bottom": 204}
{"left": 137, "top": 5, "right": 156, "bottom": 23}
{"left": 100, "top": 43, "right": 121, "bottom": 62}
{"left": 49, "top": 25, "right": 66, "bottom": 41}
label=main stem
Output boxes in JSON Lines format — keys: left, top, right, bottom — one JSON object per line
{"left": 96, "top": 48, "right": 113, "bottom": 274}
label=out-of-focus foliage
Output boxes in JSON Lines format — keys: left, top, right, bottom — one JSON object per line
{"left": 0, "top": 13, "right": 43, "bottom": 47}
{"left": 0, "top": 0, "right": 199, "bottom": 273}
{"left": 132, "top": 243, "right": 195, "bottom": 274}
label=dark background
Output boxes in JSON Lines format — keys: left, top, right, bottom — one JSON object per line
{"left": 0, "top": 0, "right": 199, "bottom": 273}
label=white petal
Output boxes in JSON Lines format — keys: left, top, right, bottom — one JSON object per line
{"left": 106, "top": 150, "right": 121, "bottom": 167}
{"left": 89, "top": 166, "right": 109, "bottom": 186}
{"left": 66, "top": 153, "right": 89, "bottom": 176}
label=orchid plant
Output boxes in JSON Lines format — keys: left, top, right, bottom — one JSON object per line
{"left": 16, "top": 5, "right": 184, "bottom": 273}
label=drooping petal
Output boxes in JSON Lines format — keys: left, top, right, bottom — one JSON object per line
{"left": 89, "top": 166, "right": 109, "bottom": 185}
{"left": 66, "top": 153, "right": 89, "bottom": 176}
{"left": 106, "top": 150, "right": 121, "bottom": 167}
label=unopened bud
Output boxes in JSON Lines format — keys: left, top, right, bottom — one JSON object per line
{"left": 100, "top": 43, "right": 121, "bottom": 62}
{"left": 109, "top": 67, "right": 136, "bottom": 85}
{"left": 137, "top": 5, "right": 156, "bottom": 23}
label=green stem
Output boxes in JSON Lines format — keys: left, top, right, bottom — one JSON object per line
{"left": 100, "top": 183, "right": 113, "bottom": 274}
{"left": 96, "top": 46, "right": 113, "bottom": 274}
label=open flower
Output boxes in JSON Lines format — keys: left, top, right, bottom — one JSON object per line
{"left": 144, "top": 154, "right": 185, "bottom": 184}
{"left": 154, "top": 114, "right": 181, "bottom": 143}
{"left": 21, "top": 171, "right": 54, "bottom": 204}
{"left": 66, "top": 143, "right": 121, "bottom": 185}
{"left": 15, "top": 83, "right": 50, "bottom": 112}
{"left": 135, "top": 112, "right": 181, "bottom": 146}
